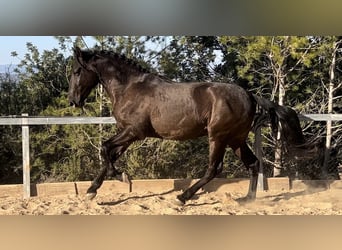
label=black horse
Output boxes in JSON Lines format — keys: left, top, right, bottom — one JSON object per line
{"left": 68, "top": 47, "right": 312, "bottom": 204}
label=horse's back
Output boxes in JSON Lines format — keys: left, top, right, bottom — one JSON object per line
{"left": 147, "top": 81, "right": 255, "bottom": 140}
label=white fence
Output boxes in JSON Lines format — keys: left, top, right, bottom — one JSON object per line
{"left": 0, "top": 114, "right": 116, "bottom": 198}
{"left": 0, "top": 113, "right": 341, "bottom": 198}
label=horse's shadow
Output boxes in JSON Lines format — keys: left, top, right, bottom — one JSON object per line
{"left": 97, "top": 186, "right": 328, "bottom": 207}
{"left": 97, "top": 189, "right": 177, "bottom": 206}
{"left": 97, "top": 189, "right": 219, "bottom": 207}
{"left": 256, "top": 187, "right": 329, "bottom": 203}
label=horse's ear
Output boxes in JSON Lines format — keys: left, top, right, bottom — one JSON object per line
{"left": 73, "top": 47, "right": 89, "bottom": 69}
{"left": 73, "top": 47, "right": 83, "bottom": 60}
{"left": 73, "top": 47, "right": 99, "bottom": 71}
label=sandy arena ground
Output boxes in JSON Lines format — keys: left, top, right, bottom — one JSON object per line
{"left": 1, "top": 186, "right": 342, "bottom": 215}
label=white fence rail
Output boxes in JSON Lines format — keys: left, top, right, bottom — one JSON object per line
{"left": 0, "top": 116, "right": 116, "bottom": 125}
{"left": 1, "top": 114, "right": 341, "bottom": 126}
{"left": 0, "top": 113, "right": 341, "bottom": 198}
{"left": 298, "top": 114, "right": 342, "bottom": 121}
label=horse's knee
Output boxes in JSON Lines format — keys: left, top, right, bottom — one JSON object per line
{"left": 100, "top": 143, "right": 116, "bottom": 176}
{"left": 101, "top": 142, "right": 110, "bottom": 160}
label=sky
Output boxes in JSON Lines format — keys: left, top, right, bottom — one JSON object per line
{"left": 0, "top": 36, "right": 222, "bottom": 70}
{"left": 0, "top": 36, "right": 96, "bottom": 66}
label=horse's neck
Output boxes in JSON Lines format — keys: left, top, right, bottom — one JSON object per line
{"left": 100, "top": 73, "right": 149, "bottom": 109}
{"left": 101, "top": 78, "right": 123, "bottom": 108}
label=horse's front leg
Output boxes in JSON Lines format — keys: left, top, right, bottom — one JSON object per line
{"left": 86, "top": 129, "right": 137, "bottom": 200}
{"left": 176, "top": 139, "right": 226, "bottom": 204}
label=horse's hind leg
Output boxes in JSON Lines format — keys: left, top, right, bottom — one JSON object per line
{"left": 86, "top": 128, "right": 138, "bottom": 199}
{"left": 234, "top": 142, "right": 259, "bottom": 201}
{"left": 177, "top": 139, "right": 226, "bottom": 204}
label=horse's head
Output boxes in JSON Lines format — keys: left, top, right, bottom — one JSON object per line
{"left": 68, "top": 47, "right": 99, "bottom": 107}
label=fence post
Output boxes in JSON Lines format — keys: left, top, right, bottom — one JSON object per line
{"left": 22, "top": 113, "right": 30, "bottom": 198}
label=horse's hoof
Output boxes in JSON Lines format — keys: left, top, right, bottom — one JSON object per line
{"left": 173, "top": 198, "right": 185, "bottom": 206}
{"left": 174, "top": 195, "right": 186, "bottom": 206}
{"left": 86, "top": 192, "right": 97, "bottom": 200}
{"left": 236, "top": 195, "right": 255, "bottom": 204}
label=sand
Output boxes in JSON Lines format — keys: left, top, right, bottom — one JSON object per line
{"left": 1, "top": 186, "right": 342, "bottom": 215}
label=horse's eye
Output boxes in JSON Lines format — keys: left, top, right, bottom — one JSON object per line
{"left": 74, "top": 68, "right": 82, "bottom": 75}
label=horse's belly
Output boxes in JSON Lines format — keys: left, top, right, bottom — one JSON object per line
{"left": 151, "top": 116, "right": 206, "bottom": 140}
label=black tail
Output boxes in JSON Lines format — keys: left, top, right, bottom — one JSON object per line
{"left": 252, "top": 94, "right": 316, "bottom": 157}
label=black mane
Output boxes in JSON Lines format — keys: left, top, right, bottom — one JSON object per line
{"left": 94, "top": 50, "right": 150, "bottom": 74}
{"left": 91, "top": 49, "right": 172, "bottom": 82}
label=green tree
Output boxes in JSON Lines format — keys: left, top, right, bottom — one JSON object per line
{"left": 218, "top": 36, "right": 322, "bottom": 177}
{"left": 0, "top": 72, "right": 22, "bottom": 183}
